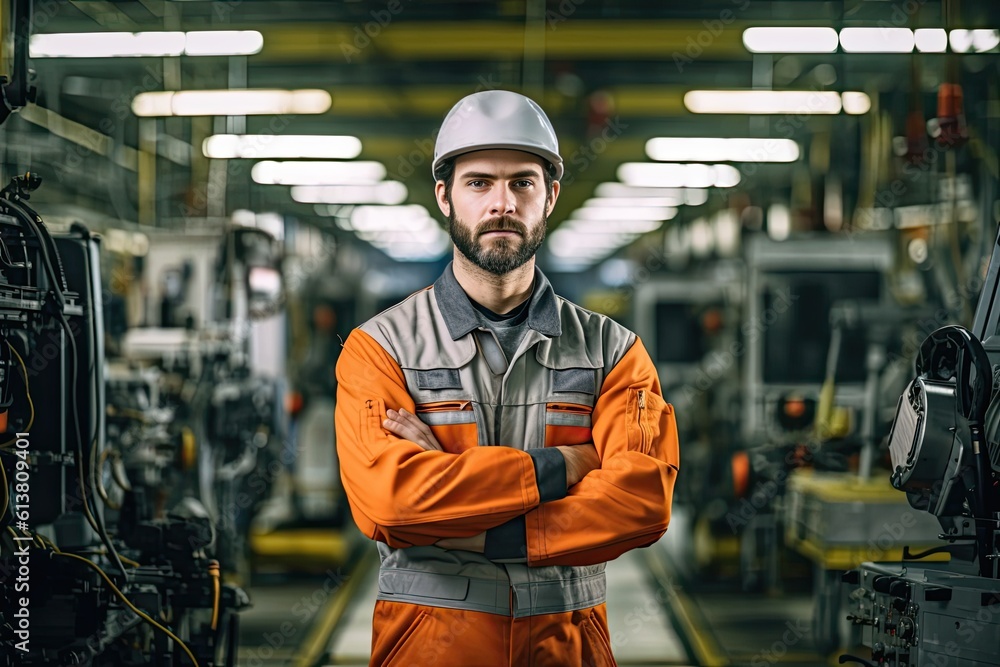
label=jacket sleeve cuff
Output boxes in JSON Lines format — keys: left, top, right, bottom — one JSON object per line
{"left": 527, "top": 448, "right": 567, "bottom": 503}
{"left": 484, "top": 515, "right": 527, "bottom": 562}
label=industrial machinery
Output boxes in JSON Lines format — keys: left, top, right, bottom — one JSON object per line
{"left": 121, "top": 225, "right": 287, "bottom": 582}
{"left": 0, "top": 175, "right": 249, "bottom": 666}
{"left": 633, "top": 268, "right": 742, "bottom": 504}
{"left": 0, "top": 187, "right": 292, "bottom": 664}
{"left": 841, "top": 227, "right": 1000, "bottom": 667}
{"left": 632, "top": 267, "right": 744, "bottom": 575}
{"left": 731, "top": 235, "right": 895, "bottom": 591}
{"left": 742, "top": 234, "right": 894, "bottom": 442}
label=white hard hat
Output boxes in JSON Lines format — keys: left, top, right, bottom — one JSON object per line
{"left": 432, "top": 90, "right": 564, "bottom": 181}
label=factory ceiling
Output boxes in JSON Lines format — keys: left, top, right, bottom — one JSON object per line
{"left": 1, "top": 0, "right": 998, "bottom": 255}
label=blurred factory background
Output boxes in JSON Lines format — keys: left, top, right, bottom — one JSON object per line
{"left": 1, "top": 1, "right": 1000, "bottom": 666}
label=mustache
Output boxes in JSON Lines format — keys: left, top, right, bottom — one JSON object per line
{"left": 478, "top": 216, "right": 526, "bottom": 236}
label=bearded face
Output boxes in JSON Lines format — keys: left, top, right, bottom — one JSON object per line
{"left": 447, "top": 206, "right": 547, "bottom": 276}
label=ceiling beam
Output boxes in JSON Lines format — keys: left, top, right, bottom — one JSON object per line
{"left": 257, "top": 20, "right": 751, "bottom": 62}
{"left": 312, "top": 85, "right": 688, "bottom": 117}
{"left": 68, "top": 1, "right": 139, "bottom": 29}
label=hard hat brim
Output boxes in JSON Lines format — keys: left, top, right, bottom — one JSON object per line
{"left": 433, "top": 144, "right": 564, "bottom": 181}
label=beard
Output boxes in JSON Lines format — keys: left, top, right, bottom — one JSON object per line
{"left": 448, "top": 209, "right": 547, "bottom": 276}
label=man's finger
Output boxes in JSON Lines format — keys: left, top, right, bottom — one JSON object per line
{"left": 398, "top": 408, "right": 436, "bottom": 437}
{"left": 383, "top": 414, "right": 423, "bottom": 441}
{"left": 383, "top": 414, "right": 442, "bottom": 451}
{"left": 396, "top": 409, "right": 444, "bottom": 450}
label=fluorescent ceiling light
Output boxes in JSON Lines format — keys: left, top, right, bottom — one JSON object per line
{"left": 584, "top": 196, "right": 682, "bottom": 208}
{"left": 950, "top": 29, "right": 1000, "bottom": 53}
{"left": 379, "top": 243, "right": 450, "bottom": 261}
{"left": 743, "top": 27, "right": 838, "bottom": 53}
{"left": 841, "top": 92, "right": 871, "bottom": 115}
{"left": 292, "top": 182, "right": 407, "bottom": 205}
{"left": 350, "top": 205, "right": 433, "bottom": 232}
{"left": 31, "top": 30, "right": 262, "bottom": 58}
{"left": 590, "top": 184, "right": 708, "bottom": 206}
{"left": 690, "top": 218, "right": 715, "bottom": 257}
{"left": 685, "top": 90, "right": 844, "bottom": 114}
{"left": 382, "top": 242, "right": 449, "bottom": 255}
{"left": 548, "top": 230, "right": 639, "bottom": 258}
{"left": 617, "top": 163, "right": 741, "bottom": 188}
{"left": 594, "top": 183, "right": 686, "bottom": 199}
{"left": 133, "top": 89, "right": 331, "bottom": 117}
{"left": 685, "top": 189, "right": 709, "bottom": 206}
{"left": 840, "top": 28, "right": 914, "bottom": 53}
{"left": 768, "top": 203, "right": 791, "bottom": 241}
{"left": 739, "top": 26, "right": 998, "bottom": 55}
{"left": 32, "top": 32, "right": 185, "bottom": 58}
{"left": 573, "top": 206, "right": 677, "bottom": 221}
{"left": 252, "top": 160, "right": 385, "bottom": 185}
{"left": 367, "top": 226, "right": 451, "bottom": 262}
{"left": 713, "top": 164, "right": 742, "bottom": 187}
{"left": 550, "top": 229, "right": 635, "bottom": 247}
{"left": 915, "top": 29, "right": 948, "bottom": 52}
{"left": 646, "top": 137, "right": 799, "bottom": 162}
{"left": 368, "top": 231, "right": 448, "bottom": 247}
{"left": 183, "top": 31, "right": 263, "bottom": 56}
{"left": 565, "top": 219, "right": 664, "bottom": 234}
{"left": 204, "top": 134, "right": 361, "bottom": 159}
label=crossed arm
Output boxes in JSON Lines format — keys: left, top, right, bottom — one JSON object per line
{"left": 334, "top": 328, "right": 679, "bottom": 566}
{"left": 380, "top": 407, "right": 600, "bottom": 551}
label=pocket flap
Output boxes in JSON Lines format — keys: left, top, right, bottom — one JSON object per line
{"left": 552, "top": 368, "right": 596, "bottom": 394}
{"left": 379, "top": 570, "right": 471, "bottom": 601}
{"left": 415, "top": 368, "right": 463, "bottom": 390}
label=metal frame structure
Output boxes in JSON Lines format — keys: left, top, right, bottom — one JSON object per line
{"left": 743, "top": 234, "right": 895, "bottom": 440}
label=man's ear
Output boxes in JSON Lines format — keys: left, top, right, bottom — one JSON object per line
{"left": 435, "top": 180, "right": 450, "bottom": 217}
{"left": 545, "top": 180, "right": 561, "bottom": 217}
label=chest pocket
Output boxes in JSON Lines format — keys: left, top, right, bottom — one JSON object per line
{"left": 544, "top": 368, "right": 596, "bottom": 448}
{"left": 625, "top": 387, "right": 678, "bottom": 466}
{"left": 411, "top": 369, "right": 479, "bottom": 454}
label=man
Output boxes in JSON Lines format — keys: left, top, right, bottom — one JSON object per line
{"left": 335, "top": 90, "right": 679, "bottom": 666}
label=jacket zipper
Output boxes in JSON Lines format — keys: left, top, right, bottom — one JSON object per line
{"left": 546, "top": 403, "right": 592, "bottom": 415}
{"left": 637, "top": 390, "right": 648, "bottom": 450}
{"left": 415, "top": 401, "right": 472, "bottom": 412}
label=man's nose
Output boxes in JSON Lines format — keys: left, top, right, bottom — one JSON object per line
{"left": 488, "top": 185, "right": 517, "bottom": 217}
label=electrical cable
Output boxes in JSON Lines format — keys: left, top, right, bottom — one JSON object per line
{"left": 208, "top": 560, "right": 221, "bottom": 631}
{"left": 117, "top": 553, "right": 140, "bottom": 568}
{"left": 0, "top": 232, "right": 18, "bottom": 268}
{"left": 109, "top": 449, "right": 132, "bottom": 493}
{"left": 0, "top": 193, "right": 127, "bottom": 581}
{"left": 54, "top": 551, "right": 201, "bottom": 667}
{"left": 95, "top": 446, "right": 121, "bottom": 510}
{"left": 37, "top": 532, "right": 59, "bottom": 552}
{"left": 0, "top": 456, "right": 8, "bottom": 524}
{"left": 5, "top": 185, "right": 68, "bottom": 292}
{"left": 0, "top": 340, "right": 34, "bottom": 448}
{"left": 59, "top": 306, "right": 128, "bottom": 580}
{"left": 107, "top": 406, "right": 151, "bottom": 423}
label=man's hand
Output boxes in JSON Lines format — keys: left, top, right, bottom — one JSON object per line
{"left": 555, "top": 443, "right": 601, "bottom": 486}
{"left": 382, "top": 408, "right": 444, "bottom": 451}
{"left": 435, "top": 532, "right": 486, "bottom": 552}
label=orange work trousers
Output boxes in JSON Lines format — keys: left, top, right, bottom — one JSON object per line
{"left": 369, "top": 600, "right": 617, "bottom": 667}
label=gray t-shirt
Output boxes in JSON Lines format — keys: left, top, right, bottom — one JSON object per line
{"left": 469, "top": 290, "right": 532, "bottom": 364}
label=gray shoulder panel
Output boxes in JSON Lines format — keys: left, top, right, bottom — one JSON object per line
{"left": 359, "top": 287, "right": 476, "bottom": 370}
{"left": 535, "top": 297, "right": 635, "bottom": 372}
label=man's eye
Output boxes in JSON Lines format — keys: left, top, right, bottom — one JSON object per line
{"left": 468, "top": 180, "right": 487, "bottom": 188}
{"left": 513, "top": 180, "right": 533, "bottom": 188}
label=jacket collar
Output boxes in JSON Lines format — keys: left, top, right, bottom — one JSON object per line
{"left": 434, "top": 262, "right": 562, "bottom": 341}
